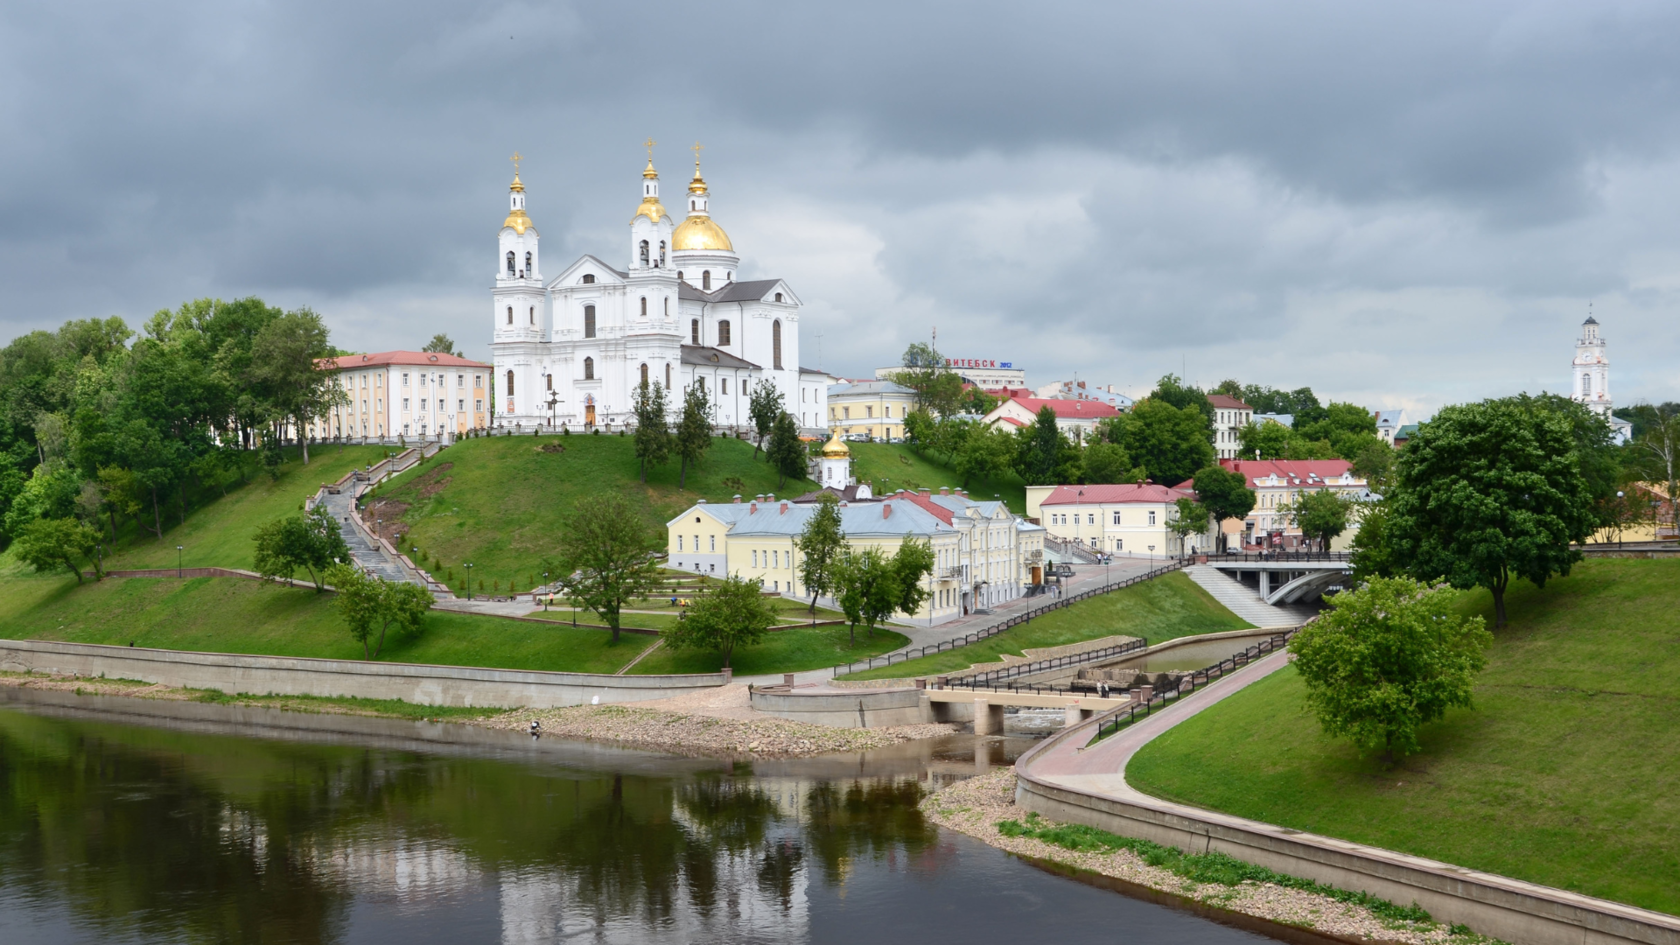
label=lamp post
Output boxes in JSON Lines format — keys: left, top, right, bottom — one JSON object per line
{"left": 176, "top": 545, "right": 183, "bottom": 579}
{"left": 543, "top": 571, "right": 550, "bottom": 610}
{"left": 1616, "top": 490, "right": 1625, "bottom": 549}
{"left": 465, "top": 563, "right": 473, "bottom": 600}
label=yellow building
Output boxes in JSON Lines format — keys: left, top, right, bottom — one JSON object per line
{"left": 826, "top": 380, "right": 917, "bottom": 441}
{"left": 308, "top": 351, "right": 491, "bottom": 442}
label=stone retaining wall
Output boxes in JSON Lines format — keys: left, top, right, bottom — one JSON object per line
{"left": 0, "top": 639, "right": 727, "bottom": 709}
{"left": 748, "top": 687, "right": 929, "bottom": 727}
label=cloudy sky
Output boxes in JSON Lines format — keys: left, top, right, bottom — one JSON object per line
{"left": 4, "top": 0, "right": 1679, "bottom": 417}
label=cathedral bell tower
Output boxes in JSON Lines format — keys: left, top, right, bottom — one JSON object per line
{"left": 1571, "top": 313, "right": 1611, "bottom": 419}
{"left": 629, "top": 139, "right": 674, "bottom": 272}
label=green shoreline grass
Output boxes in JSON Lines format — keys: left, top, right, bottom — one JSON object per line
{"left": 840, "top": 571, "right": 1252, "bottom": 680}
{"left": 1127, "top": 558, "right": 1680, "bottom": 916}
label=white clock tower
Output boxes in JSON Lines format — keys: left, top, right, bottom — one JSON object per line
{"left": 1571, "top": 313, "right": 1632, "bottom": 444}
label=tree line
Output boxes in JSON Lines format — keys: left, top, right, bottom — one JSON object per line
{"left": 630, "top": 377, "right": 809, "bottom": 489}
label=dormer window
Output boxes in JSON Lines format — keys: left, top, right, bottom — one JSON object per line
{"left": 582, "top": 274, "right": 595, "bottom": 284}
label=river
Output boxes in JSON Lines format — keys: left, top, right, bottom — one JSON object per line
{"left": 0, "top": 687, "right": 1275, "bottom": 944}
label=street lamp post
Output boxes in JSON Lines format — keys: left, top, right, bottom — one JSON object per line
{"left": 177, "top": 545, "right": 183, "bottom": 579}
{"left": 543, "top": 571, "right": 550, "bottom": 610}
{"left": 465, "top": 563, "right": 473, "bottom": 600}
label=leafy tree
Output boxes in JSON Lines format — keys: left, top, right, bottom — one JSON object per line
{"left": 747, "top": 380, "right": 783, "bottom": 458}
{"left": 1103, "top": 398, "right": 1215, "bottom": 486}
{"left": 902, "top": 409, "right": 937, "bottom": 455}
{"left": 1289, "top": 577, "right": 1492, "bottom": 763}
{"left": 421, "top": 334, "right": 459, "bottom": 356}
{"left": 15, "top": 517, "right": 102, "bottom": 582}
{"left": 1631, "top": 404, "right": 1679, "bottom": 537}
{"left": 547, "top": 493, "right": 663, "bottom": 643}
{"left": 1236, "top": 420, "right": 1292, "bottom": 460}
{"left": 1081, "top": 441, "right": 1141, "bottom": 484}
{"left": 1348, "top": 500, "right": 1398, "bottom": 580}
{"left": 768, "top": 410, "right": 807, "bottom": 487}
{"left": 1280, "top": 489, "right": 1356, "bottom": 552}
{"left": 1149, "top": 374, "right": 1213, "bottom": 425}
{"left": 631, "top": 381, "right": 671, "bottom": 483}
{"left": 675, "top": 382, "right": 712, "bottom": 489}
{"left": 1191, "top": 465, "right": 1254, "bottom": 551}
{"left": 889, "top": 539, "right": 935, "bottom": 619}
{"left": 1350, "top": 438, "right": 1397, "bottom": 493}
{"left": 834, "top": 546, "right": 898, "bottom": 645}
{"left": 662, "top": 574, "right": 776, "bottom": 669}
{"left": 955, "top": 424, "right": 1014, "bottom": 487}
{"left": 1167, "top": 496, "right": 1209, "bottom": 553}
{"left": 324, "top": 564, "right": 434, "bottom": 659}
{"left": 245, "top": 309, "right": 338, "bottom": 465}
{"left": 1386, "top": 395, "right": 1601, "bottom": 627}
{"left": 795, "top": 494, "right": 847, "bottom": 613}
{"left": 958, "top": 386, "right": 999, "bottom": 416}
{"left": 890, "top": 343, "right": 964, "bottom": 415}
{"left": 252, "top": 506, "right": 351, "bottom": 591}
{"left": 1015, "top": 405, "right": 1065, "bottom": 485}
{"left": 1296, "top": 402, "right": 1379, "bottom": 459}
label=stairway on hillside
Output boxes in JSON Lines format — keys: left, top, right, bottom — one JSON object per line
{"left": 1184, "top": 565, "right": 1317, "bottom": 628}
{"left": 319, "top": 491, "right": 423, "bottom": 586}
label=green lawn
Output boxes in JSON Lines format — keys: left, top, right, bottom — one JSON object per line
{"left": 0, "top": 574, "right": 650, "bottom": 675}
{"left": 847, "top": 442, "right": 1027, "bottom": 514}
{"left": 1127, "top": 558, "right": 1680, "bottom": 916}
{"left": 367, "top": 434, "right": 814, "bottom": 591}
{"left": 840, "top": 571, "right": 1253, "bottom": 680}
{"left": 628, "top": 623, "right": 910, "bottom": 676}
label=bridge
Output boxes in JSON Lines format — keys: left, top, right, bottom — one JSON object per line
{"left": 1201, "top": 552, "right": 1352, "bottom": 605}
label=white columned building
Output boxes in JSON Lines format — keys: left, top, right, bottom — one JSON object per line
{"left": 1570, "top": 315, "right": 1633, "bottom": 445}
{"left": 489, "top": 150, "right": 822, "bottom": 432}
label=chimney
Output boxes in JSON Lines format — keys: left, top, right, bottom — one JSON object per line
{"left": 767, "top": 494, "right": 775, "bottom": 502}
{"left": 750, "top": 501, "right": 758, "bottom": 513}
{"left": 920, "top": 488, "right": 931, "bottom": 496}
{"left": 839, "top": 500, "right": 848, "bottom": 508}
{"left": 696, "top": 499, "right": 707, "bottom": 505}
{"left": 733, "top": 495, "right": 742, "bottom": 503}
{"left": 883, "top": 502, "right": 892, "bottom": 519}
{"left": 780, "top": 501, "right": 788, "bottom": 514}
{"left": 940, "top": 487, "right": 950, "bottom": 496}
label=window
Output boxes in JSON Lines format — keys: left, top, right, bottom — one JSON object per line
{"left": 709, "top": 535, "right": 715, "bottom": 551}
{"left": 717, "top": 320, "right": 730, "bottom": 346}
{"left": 866, "top": 406, "right": 873, "bottom": 418}
{"left": 376, "top": 374, "right": 381, "bottom": 388}
{"left": 884, "top": 405, "right": 891, "bottom": 417}
{"left": 402, "top": 373, "right": 410, "bottom": 387}
{"left": 666, "top": 363, "right": 672, "bottom": 388}
{"left": 772, "top": 320, "right": 783, "bottom": 369}
{"left": 506, "top": 370, "right": 514, "bottom": 396}
{"left": 691, "top": 319, "right": 700, "bottom": 344}
{"left": 474, "top": 374, "right": 482, "bottom": 388}
{"left": 506, "top": 306, "right": 513, "bottom": 325}
{"left": 545, "top": 373, "right": 552, "bottom": 391}
{"left": 1581, "top": 374, "right": 1591, "bottom": 397}
{"left": 640, "top": 363, "right": 649, "bottom": 387}
{"left": 475, "top": 399, "right": 483, "bottom": 412}
{"left": 659, "top": 241, "right": 667, "bottom": 266}
{"left": 640, "top": 297, "right": 647, "bottom": 317}
{"left": 506, "top": 251, "right": 515, "bottom": 275}
{"left": 457, "top": 374, "right": 464, "bottom": 386}
{"left": 1112, "top": 511, "right": 1121, "bottom": 525}
{"left": 663, "top": 297, "right": 669, "bottom": 316}
{"left": 582, "top": 273, "right": 595, "bottom": 284}
{"left": 702, "top": 270, "right": 711, "bottom": 290}
{"left": 584, "top": 305, "right": 596, "bottom": 338}
{"left": 1116, "top": 538, "right": 1123, "bottom": 550}
{"left": 678, "top": 536, "right": 684, "bottom": 551}
{"left": 640, "top": 240, "right": 650, "bottom": 266}
{"left": 1148, "top": 511, "right": 1157, "bottom": 525}
{"left": 403, "top": 398, "right": 410, "bottom": 411}
{"left": 752, "top": 551, "right": 758, "bottom": 568}
{"left": 775, "top": 292, "right": 783, "bottom": 302}
{"left": 583, "top": 357, "right": 594, "bottom": 380}
{"left": 529, "top": 305, "right": 534, "bottom": 324}
{"left": 1088, "top": 514, "right": 1095, "bottom": 524}
{"left": 524, "top": 251, "right": 532, "bottom": 273}
{"left": 843, "top": 407, "right": 850, "bottom": 419}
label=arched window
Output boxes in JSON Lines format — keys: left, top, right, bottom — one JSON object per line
{"left": 528, "top": 306, "right": 534, "bottom": 324}
{"left": 773, "top": 320, "right": 783, "bottom": 369}
{"left": 545, "top": 373, "right": 553, "bottom": 391}
{"left": 584, "top": 305, "right": 596, "bottom": 338}
{"left": 640, "top": 363, "right": 649, "bottom": 388}
{"left": 691, "top": 319, "right": 700, "bottom": 345}
{"left": 506, "top": 370, "right": 514, "bottom": 396}
{"left": 775, "top": 292, "right": 783, "bottom": 302}
{"left": 665, "top": 363, "right": 672, "bottom": 388}
{"left": 663, "top": 297, "right": 669, "bottom": 316}
{"left": 717, "top": 320, "right": 731, "bottom": 346}
{"left": 640, "top": 297, "right": 647, "bottom": 317}
{"left": 676, "top": 271, "right": 683, "bottom": 281}
{"left": 582, "top": 274, "right": 595, "bottom": 284}
{"left": 583, "top": 357, "right": 594, "bottom": 381}
{"left": 506, "top": 306, "right": 513, "bottom": 325}
{"left": 524, "top": 251, "right": 532, "bottom": 274}
{"left": 1582, "top": 374, "right": 1591, "bottom": 397}
{"left": 506, "top": 251, "right": 515, "bottom": 275}
{"left": 639, "top": 240, "right": 649, "bottom": 266}
{"left": 702, "top": 271, "right": 711, "bottom": 290}
{"left": 659, "top": 241, "right": 666, "bottom": 266}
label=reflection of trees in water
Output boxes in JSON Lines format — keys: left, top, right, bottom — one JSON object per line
{"left": 0, "top": 710, "right": 950, "bottom": 942}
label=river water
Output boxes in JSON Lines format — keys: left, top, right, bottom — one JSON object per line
{"left": 0, "top": 688, "right": 1274, "bottom": 944}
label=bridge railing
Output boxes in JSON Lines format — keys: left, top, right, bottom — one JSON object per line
{"left": 1089, "top": 625, "right": 1305, "bottom": 742}
{"left": 1207, "top": 551, "right": 1352, "bottom": 564}
{"left": 944, "top": 636, "right": 1149, "bottom": 691}
{"left": 830, "top": 563, "right": 1182, "bottom": 678}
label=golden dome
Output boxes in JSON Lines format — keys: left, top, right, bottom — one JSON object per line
{"left": 509, "top": 172, "right": 525, "bottom": 193}
{"left": 631, "top": 197, "right": 667, "bottom": 225}
{"left": 688, "top": 171, "right": 709, "bottom": 195}
{"left": 672, "top": 215, "right": 733, "bottom": 252}
{"left": 643, "top": 159, "right": 659, "bottom": 180}
{"left": 820, "top": 431, "right": 850, "bottom": 458}
{"left": 503, "top": 208, "right": 536, "bottom": 235}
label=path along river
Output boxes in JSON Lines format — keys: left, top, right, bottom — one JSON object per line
{"left": 0, "top": 687, "right": 1279, "bottom": 945}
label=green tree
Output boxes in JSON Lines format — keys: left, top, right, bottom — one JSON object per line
{"left": 1386, "top": 395, "right": 1601, "bottom": 627}
{"left": 1081, "top": 441, "right": 1140, "bottom": 484}
{"left": 902, "top": 408, "right": 938, "bottom": 455}
{"left": 1191, "top": 465, "right": 1254, "bottom": 551}
{"left": 631, "top": 381, "right": 672, "bottom": 483}
{"left": 324, "top": 564, "right": 435, "bottom": 659}
{"left": 747, "top": 380, "right": 783, "bottom": 459}
{"left": 252, "top": 506, "right": 351, "bottom": 591}
{"left": 1348, "top": 500, "right": 1398, "bottom": 580}
{"left": 890, "top": 342, "right": 965, "bottom": 416}
{"left": 1296, "top": 401, "right": 1379, "bottom": 459}
{"left": 1167, "top": 496, "right": 1210, "bottom": 554}
{"left": 1150, "top": 374, "right": 1214, "bottom": 425}
{"left": 1631, "top": 405, "right": 1679, "bottom": 537}
{"left": 767, "top": 410, "right": 807, "bottom": 487}
{"left": 675, "top": 382, "right": 712, "bottom": 489}
{"left": 1236, "top": 419, "right": 1292, "bottom": 460}
{"left": 662, "top": 574, "right": 776, "bottom": 669}
{"left": 421, "top": 333, "right": 459, "bottom": 356}
{"left": 14, "top": 517, "right": 102, "bottom": 582}
{"left": 1016, "top": 405, "right": 1065, "bottom": 485}
{"left": 245, "top": 309, "right": 338, "bottom": 465}
{"left": 955, "top": 424, "right": 1014, "bottom": 487}
{"left": 1279, "top": 489, "right": 1356, "bottom": 552}
{"left": 889, "top": 539, "right": 935, "bottom": 620}
{"left": 795, "top": 494, "right": 847, "bottom": 613}
{"left": 1350, "top": 438, "right": 1397, "bottom": 493}
{"left": 547, "top": 493, "right": 663, "bottom": 643}
{"left": 1104, "top": 398, "right": 1215, "bottom": 486}
{"left": 1288, "top": 577, "right": 1492, "bottom": 762}
{"left": 833, "top": 546, "right": 897, "bottom": 645}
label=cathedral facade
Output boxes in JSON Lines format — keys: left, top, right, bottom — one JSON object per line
{"left": 490, "top": 153, "right": 827, "bottom": 432}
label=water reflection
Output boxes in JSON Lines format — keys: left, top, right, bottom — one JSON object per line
{"left": 0, "top": 692, "right": 1273, "bottom": 945}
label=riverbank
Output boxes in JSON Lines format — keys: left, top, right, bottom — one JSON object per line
{"left": 922, "top": 769, "right": 1504, "bottom": 945}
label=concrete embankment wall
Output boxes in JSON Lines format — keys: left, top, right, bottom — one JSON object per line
{"left": 0, "top": 639, "right": 727, "bottom": 709}
{"left": 1014, "top": 720, "right": 1680, "bottom": 945}
{"left": 748, "top": 687, "right": 929, "bottom": 727}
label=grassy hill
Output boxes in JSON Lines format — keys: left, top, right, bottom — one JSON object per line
{"left": 1127, "top": 558, "right": 1680, "bottom": 915}
{"left": 840, "top": 571, "right": 1252, "bottom": 680}
{"left": 847, "top": 442, "right": 1027, "bottom": 514}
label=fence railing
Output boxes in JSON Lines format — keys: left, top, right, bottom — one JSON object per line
{"left": 830, "top": 563, "right": 1183, "bottom": 678}
{"left": 1089, "top": 626, "right": 1304, "bottom": 741}
{"left": 944, "top": 636, "right": 1149, "bottom": 691}
{"left": 1207, "top": 551, "right": 1352, "bottom": 564}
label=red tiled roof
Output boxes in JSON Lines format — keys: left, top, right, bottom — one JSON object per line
{"left": 994, "top": 397, "right": 1120, "bottom": 419}
{"left": 1038, "top": 483, "right": 1195, "bottom": 506}
{"left": 1212, "top": 458, "right": 1357, "bottom": 489}
{"left": 1207, "top": 394, "right": 1251, "bottom": 410}
{"left": 893, "top": 490, "right": 955, "bottom": 524}
{"left": 319, "top": 350, "right": 491, "bottom": 370}
{"left": 996, "top": 416, "right": 1027, "bottom": 427}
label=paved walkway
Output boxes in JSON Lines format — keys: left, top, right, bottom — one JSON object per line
{"left": 319, "top": 490, "right": 420, "bottom": 586}
{"left": 1184, "top": 564, "right": 1317, "bottom": 628}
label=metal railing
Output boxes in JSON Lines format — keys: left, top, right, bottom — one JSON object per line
{"left": 1207, "top": 551, "right": 1352, "bottom": 564}
{"left": 830, "top": 562, "right": 1183, "bottom": 677}
{"left": 1089, "top": 626, "right": 1304, "bottom": 741}
{"left": 945, "top": 636, "right": 1149, "bottom": 690}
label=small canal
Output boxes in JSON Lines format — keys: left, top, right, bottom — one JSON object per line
{"left": 0, "top": 687, "right": 1280, "bottom": 944}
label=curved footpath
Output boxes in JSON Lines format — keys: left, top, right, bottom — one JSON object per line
{"left": 1014, "top": 651, "right": 1680, "bottom": 945}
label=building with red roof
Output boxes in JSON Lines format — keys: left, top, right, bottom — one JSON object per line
{"left": 306, "top": 350, "right": 492, "bottom": 442}
{"left": 1026, "top": 482, "right": 1213, "bottom": 558}
{"left": 982, "top": 396, "right": 1120, "bottom": 440}
{"left": 1206, "top": 394, "right": 1253, "bottom": 460}
{"left": 1194, "top": 458, "right": 1369, "bottom": 551}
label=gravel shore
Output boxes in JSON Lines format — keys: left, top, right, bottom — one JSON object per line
{"left": 924, "top": 769, "right": 1502, "bottom": 945}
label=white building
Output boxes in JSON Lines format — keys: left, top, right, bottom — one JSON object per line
{"left": 1035, "top": 379, "right": 1135, "bottom": 411}
{"left": 489, "top": 152, "right": 824, "bottom": 432}
{"left": 1373, "top": 409, "right": 1403, "bottom": 446}
{"left": 981, "top": 396, "right": 1119, "bottom": 441}
{"left": 307, "top": 351, "right": 491, "bottom": 442}
{"left": 1571, "top": 315, "right": 1633, "bottom": 445}
{"left": 1207, "top": 394, "right": 1253, "bottom": 461}
{"left": 874, "top": 360, "right": 1025, "bottom": 390}
{"left": 1027, "top": 483, "right": 1215, "bottom": 558}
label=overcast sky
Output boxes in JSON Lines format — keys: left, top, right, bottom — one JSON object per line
{"left": 4, "top": 0, "right": 1679, "bottom": 417}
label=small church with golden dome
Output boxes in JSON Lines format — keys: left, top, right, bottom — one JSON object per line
{"left": 489, "top": 146, "right": 827, "bottom": 433}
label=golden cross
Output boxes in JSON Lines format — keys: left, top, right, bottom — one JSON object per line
{"left": 643, "top": 137, "right": 656, "bottom": 160}
{"left": 691, "top": 141, "right": 704, "bottom": 169}
{"left": 510, "top": 151, "right": 522, "bottom": 175}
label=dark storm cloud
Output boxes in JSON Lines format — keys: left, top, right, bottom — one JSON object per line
{"left": 2, "top": 0, "right": 1679, "bottom": 410}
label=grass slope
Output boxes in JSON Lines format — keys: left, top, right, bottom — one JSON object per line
{"left": 628, "top": 624, "right": 911, "bottom": 676}
{"left": 1, "top": 574, "right": 649, "bottom": 675}
{"left": 367, "top": 434, "right": 813, "bottom": 590}
{"left": 841, "top": 571, "right": 1253, "bottom": 680}
{"left": 847, "top": 442, "right": 1027, "bottom": 514}
{"left": 1127, "top": 559, "right": 1680, "bottom": 915}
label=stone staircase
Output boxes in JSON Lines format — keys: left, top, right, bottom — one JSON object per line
{"left": 1184, "top": 565, "right": 1317, "bottom": 628}
{"left": 319, "top": 489, "right": 425, "bottom": 587}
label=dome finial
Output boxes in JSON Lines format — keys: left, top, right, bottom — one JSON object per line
{"left": 642, "top": 137, "right": 658, "bottom": 179}
{"left": 509, "top": 150, "right": 525, "bottom": 191}
{"left": 689, "top": 141, "right": 708, "bottom": 194}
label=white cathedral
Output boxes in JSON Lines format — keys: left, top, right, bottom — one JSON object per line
{"left": 490, "top": 150, "right": 828, "bottom": 432}
{"left": 1570, "top": 314, "right": 1633, "bottom": 445}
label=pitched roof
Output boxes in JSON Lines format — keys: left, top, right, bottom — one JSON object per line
{"left": 1207, "top": 394, "right": 1251, "bottom": 410}
{"left": 320, "top": 350, "right": 490, "bottom": 370}
{"left": 829, "top": 380, "right": 915, "bottom": 397}
{"left": 680, "top": 345, "right": 760, "bottom": 370}
{"left": 1210, "top": 459, "right": 1361, "bottom": 489}
{"left": 677, "top": 278, "right": 783, "bottom": 303}
{"left": 1038, "top": 483, "right": 1195, "bottom": 506}
{"left": 991, "top": 397, "right": 1120, "bottom": 420}
{"left": 576, "top": 254, "right": 628, "bottom": 279}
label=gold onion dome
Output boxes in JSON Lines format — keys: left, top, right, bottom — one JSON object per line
{"left": 672, "top": 215, "right": 733, "bottom": 251}
{"left": 820, "top": 431, "right": 850, "bottom": 458}
{"left": 632, "top": 160, "right": 668, "bottom": 224}
{"left": 504, "top": 207, "right": 535, "bottom": 234}
{"left": 643, "top": 159, "right": 659, "bottom": 179}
